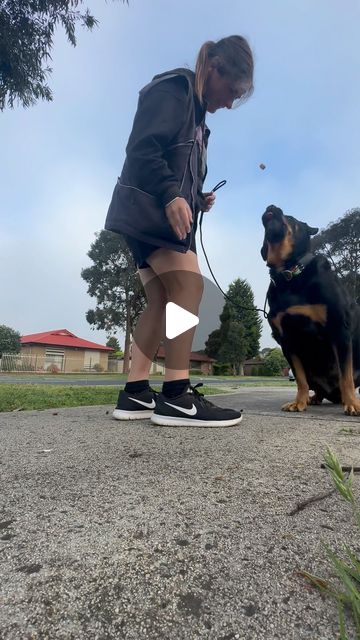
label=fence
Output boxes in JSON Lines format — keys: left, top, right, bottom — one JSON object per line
{"left": 0, "top": 353, "right": 105, "bottom": 374}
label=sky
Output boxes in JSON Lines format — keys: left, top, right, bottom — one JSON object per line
{"left": 1, "top": 0, "right": 360, "bottom": 351}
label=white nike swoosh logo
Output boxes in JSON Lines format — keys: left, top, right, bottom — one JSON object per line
{"left": 129, "top": 398, "right": 156, "bottom": 409}
{"left": 164, "top": 402, "right": 197, "bottom": 416}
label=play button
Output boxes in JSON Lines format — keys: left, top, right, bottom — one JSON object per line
{"left": 166, "top": 302, "right": 199, "bottom": 339}
{"left": 131, "top": 269, "right": 226, "bottom": 371}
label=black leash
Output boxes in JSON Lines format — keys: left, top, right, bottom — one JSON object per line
{"left": 199, "top": 179, "right": 269, "bottom": 319}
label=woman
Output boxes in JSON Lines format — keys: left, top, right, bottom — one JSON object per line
{"left": 105, "top": 35, "right": 254, "bottom": 427}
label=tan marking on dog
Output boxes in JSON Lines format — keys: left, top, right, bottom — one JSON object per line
{"left": 266, "top": 224, "right": 294, "bottom": 268}
{"left": 336, "top": 352, "right": 360, "bottom": 416}
{"left": 282, "top": 354, "right": 310, "bottom": 412}
{"left": 286, "top": 304, "right": 327, "bottom": 325}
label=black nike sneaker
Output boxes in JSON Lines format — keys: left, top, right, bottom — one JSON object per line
{"left": 113, "top": 387, "right": 158, "bottom": 420}
{"left": 151, "top": 383, "right": 243, "bottom": 427}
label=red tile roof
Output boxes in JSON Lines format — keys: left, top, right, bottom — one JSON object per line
{"left": 21, "top": 329, "right": 113, "bottom": 352}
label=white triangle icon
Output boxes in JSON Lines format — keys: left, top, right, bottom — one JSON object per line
{"left": 165, "top": 302, "right": 199, "bottom": 339}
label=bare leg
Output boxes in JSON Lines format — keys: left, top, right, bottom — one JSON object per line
{"left": 146, "top": 249, "right": 204, "bottom": 381}
{"left": 127, "top": 266, "right": 167, "bottom": 382}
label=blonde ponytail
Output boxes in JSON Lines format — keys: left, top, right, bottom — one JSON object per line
{"left": 194, "top": 41, "right": 215, "bottom": 104}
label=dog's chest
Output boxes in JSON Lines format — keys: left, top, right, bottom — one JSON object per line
{"left": 268, "top": 284, "right": 328, "bottom": 339}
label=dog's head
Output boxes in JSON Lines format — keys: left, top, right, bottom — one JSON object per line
{"left": 261, "top": 205, "right": 319, "bottom": 268}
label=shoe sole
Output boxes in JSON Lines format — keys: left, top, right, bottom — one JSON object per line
{"left": 150, "top": 413, "right": 243, "bottom": 427}
{"left": 112, "top": 409, "right": 154, "bottom": 420}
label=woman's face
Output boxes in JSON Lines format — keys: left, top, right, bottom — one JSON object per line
{"left": 203, "top": 66, "right": 249, "bottom": 113}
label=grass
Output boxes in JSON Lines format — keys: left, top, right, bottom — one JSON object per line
{"left": 0, "top": 384, "right": 225, "bottom": 412}
{"left": 0, "top": 373, "right": 295, "bottom": 388}
{"left": 300, "top": 449, "right": 360, "bottom": 639}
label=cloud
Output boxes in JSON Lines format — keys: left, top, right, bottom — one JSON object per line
{"left": 1, "top": 0, "right": 360, "bottom": 355}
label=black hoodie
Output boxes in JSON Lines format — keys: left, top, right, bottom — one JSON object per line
{"left": 105, "top": 68, "right": 210, "bottom": 252}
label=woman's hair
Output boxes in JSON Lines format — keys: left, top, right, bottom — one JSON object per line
{"left": 195, "top": 35, "right": 254, "bottom": 106}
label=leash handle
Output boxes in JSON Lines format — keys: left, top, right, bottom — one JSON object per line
{"left": 211, "top": 179, "right": 227, "bottom": 192}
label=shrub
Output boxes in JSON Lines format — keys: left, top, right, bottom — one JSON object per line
{"left": 213, "top": 363, "right": 232, "bottom": 375}
{"left": 47, "top": 364, "right": 60, "bottom": 374}
{"left": 263, "top": 348, "right": 288, "bottom": 376}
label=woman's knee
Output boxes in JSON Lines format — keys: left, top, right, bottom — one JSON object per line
{"left": 139, "top": 267, "right": 167, "bottom": 307}
{"left": 146, "top": 249, "right": 204, "bottom": 308}
{"left": 144, "top": 279, "right": 167, "bottom": 308}
{"left": 158, "top": 273, "right": 204, "bottom": 317}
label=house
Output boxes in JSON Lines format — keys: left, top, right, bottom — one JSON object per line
{"left": 111, "top": 345, "right": 216, "bottom": 375}
{"left": 243, "top": 357, "right": 265, "bottom": 376}
{"left": 20, "top": 329, "right": 114, "bottom": 373}
{"left": 154, "top": 345, "right": 215, "bottom": 375}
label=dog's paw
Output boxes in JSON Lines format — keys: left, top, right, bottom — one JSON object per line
{"left": 344, "top": 401, "right": 360, "bottom": 416}
{"left": 309, "top": 393, "right": 323, "bottom": 405}
{"left": 282, "top": 400, "right": 307, "bottom": 412}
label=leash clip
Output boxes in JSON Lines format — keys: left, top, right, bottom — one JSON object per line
{"left": 282, "top": 270, "right": 293, "bottom": 281}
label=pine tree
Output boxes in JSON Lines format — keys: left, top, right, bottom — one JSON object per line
{"left": 205, "top": 278, "right": 262, "bottom": 370}
{"left": 226, "top": 279, "right": 262, "bottom": 358}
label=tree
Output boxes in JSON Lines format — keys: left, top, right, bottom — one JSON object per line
{"left": 263, "top": 348, "right": 288, "bottom": 376}
{"left": 204, "top": 328, "right": 221, "bottom": 360}
{"left": 260, "top": 347, "right": 272, "bottom": 359}
{"left": 81, "top": 230, "right": 146, "bottom": 374}
{"left": 226, "top": 279, "right": 262, "bottom": 358}
{"left": 0, "top": 0, "right": 127, "bottom": 110}
{"left": 106, "top": 336, "right": 121, "bottom": 352}
{"left": 217, "top": 320, "right": 246, "bottom": 375}
{"left": 311, "top": 208, "right": 360, "bottom": 303}
{"left": 0, "top": 325, "right": 21, "bottom": 356}
{"left": 205, "top": 278, "right": 262, "bottom": 370}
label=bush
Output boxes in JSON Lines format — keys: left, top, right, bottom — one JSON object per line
{"left": 92, "top": 363, "right": 104, "bottom": 373}
{"left": 189, "top": 369, "right": 203, "bottom": 376}
{"left": 263, "top": 348, "right": 288, "bottom": 376}
{"left": 46, "top": 364, "right": 60, "bottom": 374}
{"left": 213, "top": 363, "right": 232, "bottom": 375}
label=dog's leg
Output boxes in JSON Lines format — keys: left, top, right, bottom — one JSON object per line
{"left": 334, "top": 343, "right": 360, "bottom": 416}
{"left": 282, "top": 355, "right": 310, "bottom": 412}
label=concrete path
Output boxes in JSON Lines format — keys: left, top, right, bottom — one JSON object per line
{"left": 1, "top": 388, "right": 359, "bottom": 639}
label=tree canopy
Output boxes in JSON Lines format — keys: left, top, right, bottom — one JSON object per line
{"left": 81, "top": 230, "right": 145, "bottom": 372}
{"left": 312, "top": 207, "right": 360, "bottom": 303}
{"left": 106, "top": 335, "right": 122, "bottom": 354}
{"left": 0, "top": 324, "right": 21, "bottom": 356}
{"left": 205, "top": 278, "right": 262, "bottom": 373}
{"left": 262, "top": 348, "right": 288, "bottom": 376}
{"left": 0, "top": 0, "right": 126, "bottom": 110}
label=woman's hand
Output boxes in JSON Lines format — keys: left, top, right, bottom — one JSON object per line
{"left": 202, "top": 191, "right": 216, "bottom": 212}
{"left": 165, "top": 197, "right": 193, "bottom": 240}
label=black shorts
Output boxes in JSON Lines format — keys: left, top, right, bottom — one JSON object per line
{"left": 123, "top": 232, "right": 197, "bottom": 269}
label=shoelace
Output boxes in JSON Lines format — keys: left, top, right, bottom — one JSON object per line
{"left": 189, "top": 383, "right": 216, "bottom": 408}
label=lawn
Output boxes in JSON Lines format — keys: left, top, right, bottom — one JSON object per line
{"left": 0, "top": 383, "right": 226, "bottom": 413}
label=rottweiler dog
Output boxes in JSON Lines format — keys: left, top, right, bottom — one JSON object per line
{"left": 261, "top": 205, "right": 360, "bottom": 415}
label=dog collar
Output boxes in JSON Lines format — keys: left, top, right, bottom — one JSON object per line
{"left": 270, "top": 253, "right": 314, "bottom": 284}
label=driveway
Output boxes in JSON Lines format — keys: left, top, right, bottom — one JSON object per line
{"left": 1, "top": 388, "right": 359, "bottom": 639}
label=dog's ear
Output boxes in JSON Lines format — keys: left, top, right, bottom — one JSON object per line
{"left": 307, "top": 225, "right": 319, "bottom": 236}
{"left": 261, "top": 241, "right": 268, "bottom": 261}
